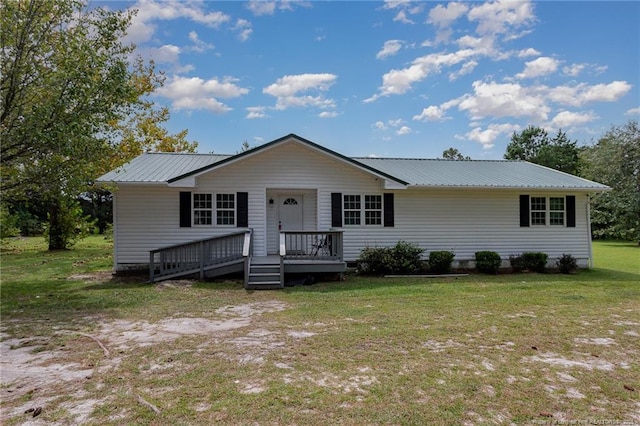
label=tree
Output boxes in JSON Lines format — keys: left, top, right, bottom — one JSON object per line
{"left": 580, "top": 121, "right": 640, "bottom": 243}
{"left": 505, "top": 126, "right": 579, "bottom": 174}
{"left": 441, "top": 147, "right": 470, "bottom": 160}
{"left": 1, "top": 0, "right": 193, "bottom": 249}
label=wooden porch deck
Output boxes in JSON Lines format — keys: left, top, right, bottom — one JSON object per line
{"left": 149, "top": 230, "right": 346, "bottom": 289}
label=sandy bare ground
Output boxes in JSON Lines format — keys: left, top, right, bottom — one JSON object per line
{"left": 2, "top": 278, "right": 639, "bottom": 424}
{"left": 0, "top": 286, "right": 297, "bottom": 424}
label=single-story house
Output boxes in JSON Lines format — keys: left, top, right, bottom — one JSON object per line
{"left": 97, "top": 133, "right": 609, "bottom": 288}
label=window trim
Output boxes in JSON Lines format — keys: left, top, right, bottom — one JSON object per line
{"left": 215, "top": 193, "right": 236, "bottom": 226}
{"left": 530, "top": 195, "right": 566, "bottom": 227}
{"left": 343, "top": 193, "right": 384, "bottom": 227}
{"left": 190, "top": 192, "right": 237, "bottom": 227}
{"left": 193, "top": 193, "right": 213, "bottom": 226}
{"left": 343, "top": 194, "right": 361, "bottom": 226}
{"left": 364, "top": 194, "right": 382, "bottom": 226}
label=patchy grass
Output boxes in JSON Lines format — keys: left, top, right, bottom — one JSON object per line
{"left": 1, "top": 237, "right": 639, "bottom": 425}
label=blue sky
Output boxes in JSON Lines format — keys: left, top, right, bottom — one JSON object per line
{"left": 104, "top": 0, "right": 639, "bottom": 159}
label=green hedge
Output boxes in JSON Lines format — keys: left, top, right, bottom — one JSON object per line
{"left": 357, "top": 241, "right": 424, "bottom": 275}
{"left": 475, "top": 251, "right": 501, "bottom": 274}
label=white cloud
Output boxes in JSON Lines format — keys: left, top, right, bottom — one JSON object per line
{"left": 516, "top": 57, "right": 559, "bottom": 79}
{"left": 449, "top": 60, "right": 478, "bottom": 80}
{"left": 319, "top": 111, "right": 338, "bottom": 118}
{"left": 396, "top": 125, "right": 412, "bottom": 135}
{"left": 562, "top": 63, "right": 586, "bottom": 77}
{"left": 246, "top": 1, "right": 276, "bottom": 16}
{"left": 427, "top": 2, "right": 468, "bottom": 42}
{"left": 373, "top": 121, "right": 388, "bottom": 131}
{"left": 458, "top": 80, "right": 550, "bottom": 121}
{"left": 365, "top": 49, "right": 476, "bottom": 101}
{"left": 377, "top": 40, "right": 404, "bottom": 59}
{"left": 246, "top": 1, "right": 312, "bottom": 16}
{"left": 626, "top": 107, "right": 640, "bottom": 116}
{"left": 125, "top": 0, "right": 231, "bottom": 44}
{"left": 246, "top": 106, "right": 268, "bottom": 119}
{"left": 383, "top": 0, "right": 422, "bottom": 24}
{"left": 264, "top": 73, "right": 336, "bottom": 97}
{"left": 263, "top": 73, "right": 337, "bottom": 111}
{"left": 234, "top": 19, "right": 253, "bottom": 42}
{"left": 373, "top": 118, "right": 410, "bottom": 133}
{"left": 467, "top": 0, "right": 535, "bottom": 37}
{"left": 188, "top": 31, "right": 214, "bottom": 53}
{"left": 465, "top": 123, "right": 521, "bottom": 149}
{"left": 156, "top": 75, "right": 249, "bottom": 113}
{"left": 428, "top": 2, "right": 469, "bottom": 28}
{"left": 138, "top": 44, "right": 194, "bottom": 73}
{"left": 151, "top": 44, "right": 181, "bottom": 63}
{"left": 393, "top": 10, "right": 414, "bottom": 24}
{"left": 545, "top": 81, "right": 632, "bottom": 106}
{"left": 413, "top": 105, "right": 447, "bottom": 122}
{"left": 549, "top": 110, "right": 598, "bottom": 128}
{"left": 517, "top": 48, "right": 541, "bottom": 58}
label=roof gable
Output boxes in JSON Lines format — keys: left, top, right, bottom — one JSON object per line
{"left": 166, "top": 134, "right": 409, "bottom": 188}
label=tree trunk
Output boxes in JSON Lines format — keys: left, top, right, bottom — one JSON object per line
{"left": 48, "top": 201, "right": 66, "bottom": 250}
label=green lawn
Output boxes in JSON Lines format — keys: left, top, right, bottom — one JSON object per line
{"left": 1, "top": 237, "right": 638, "bottom": 425}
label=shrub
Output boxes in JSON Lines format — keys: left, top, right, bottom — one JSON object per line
{"left": 510, "top": 252, "right": 548, "bottom": 273}
{"left": 357, "top": 246, "right": 391, "bottom": 275}
{"left": 428, "top": 250, "right": 455, "bottom": 274}
{"left": 556, "top": 253, "right": 578, "bottom": 274}
{"left": 475, "top": 251, "right": 502, "bottom": 274}
{"left": 522, "top": 252, "right": 548, "bottom": 273}
{"left": 386, "top": 241, "right": 424, "bottom": 274}
{"left": 356, "top": 241, "right": 425, "bottom": 275}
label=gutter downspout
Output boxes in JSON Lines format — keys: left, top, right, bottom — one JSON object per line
{"left": 587, "top": 194, "right": 593, "bottom": 268}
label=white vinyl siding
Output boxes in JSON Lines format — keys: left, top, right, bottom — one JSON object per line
{"left": 322, "top": 189, "right": 590, "bottom": 266}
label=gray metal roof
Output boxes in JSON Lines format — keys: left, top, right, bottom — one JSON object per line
{"left": 97, "top": 152, "right": 230, "bottom": 183}
{"left": 355, "top": 157, "right": 609, "bottom": 190}
{"left": 97, "top": 149, "right": 609, "bottom": 191}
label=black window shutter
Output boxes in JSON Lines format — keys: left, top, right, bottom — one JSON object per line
{"left": 566, "top": 195, "right": 576, "bottom": 228}
{"left": 519, "top": 195, "right": 530, "bottom": 227}
{"left": 331, "top": 193, "right": 342, "bottom": 227}
{"left": 179, "top": 191, "right": 191, "bottom": 228}
{"left": 383, "top": 193, "right": 394, "bottom": 227}
{"left": 237, "top": 192, "right": 248, "bottom": 227}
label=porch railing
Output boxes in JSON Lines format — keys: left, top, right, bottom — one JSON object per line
{"left": 150, "top": 230, "right": 252, "bottom": 282}
{"left": 281, "top": 230, "right": 343, "bottom": 261}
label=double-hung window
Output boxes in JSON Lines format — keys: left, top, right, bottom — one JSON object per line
{"left": 216, "top": 193, "right": 235, "bottom": 226}
{"left": 364, "top": 195, "right": 382, "bottom": 225}
{"left": 193, "top": 193, "right": 212, "bottom": 225}
{"left": 530, "top": 196, "right": 565, "bottom": 226}
{"left": 343, "top": 195, "right": 361, "bottom": 225}
{"left": 343, "top": 194, "right": 383, "bottom": 226}
{"left": 549, "top": 197, "right": 565, "bottom": 225}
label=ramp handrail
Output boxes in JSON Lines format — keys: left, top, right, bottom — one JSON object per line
{"left": 150, "top": 230, "right": 252, "bottom": 282}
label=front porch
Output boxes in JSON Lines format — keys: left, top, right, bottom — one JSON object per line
{"left": 149, "top": 230, "right": 346, "bottom": 289}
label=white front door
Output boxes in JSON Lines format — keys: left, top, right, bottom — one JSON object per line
{"left": 279, "top": 195, "right": 303, "bottom": 231}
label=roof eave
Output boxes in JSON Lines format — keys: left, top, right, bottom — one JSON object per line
{"left": 408, "top": 184, "right": 611, "bottom": 192}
